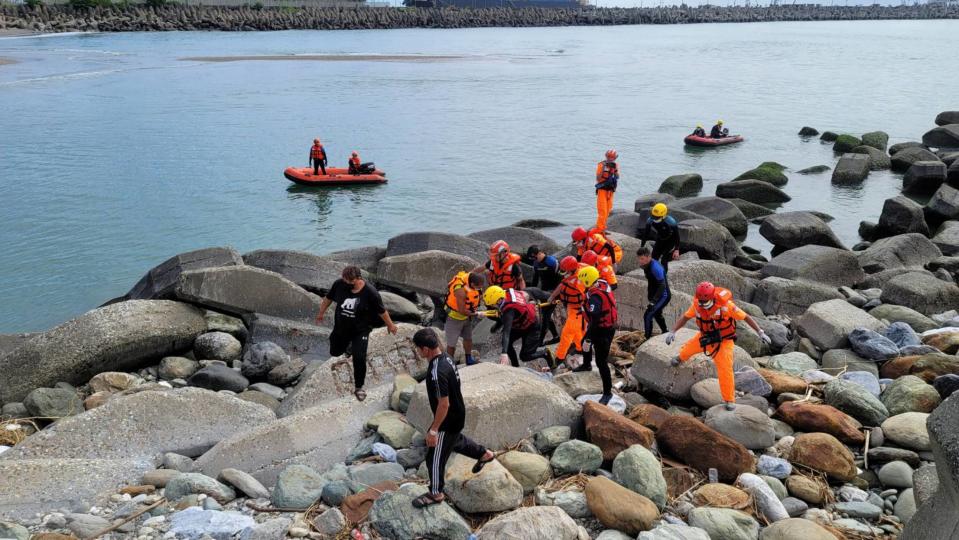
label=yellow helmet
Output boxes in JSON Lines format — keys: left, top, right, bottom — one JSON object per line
{"left": 717, "top": 120, "right": 724, "bottom": 125}
{"left": 651, "top": 203, "right": 668, "bottom": 218}
{"left": 696, "top": 124, "right": 703, "bottom": 128}
{"left": 483, "top": 286, "right": 506, "bottom": 307}
{"left": 577, "top": 266, "right": 600, "bottom": 288}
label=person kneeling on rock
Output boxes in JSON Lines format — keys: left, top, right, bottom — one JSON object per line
{"left": 483, "top": 285, "right": 552, "bottom": 369}
{"left": 664, "top": 281, "right": 770, "bottom": 411}
{"left": 412, "top": 327, "right": 496, "bottom": 509}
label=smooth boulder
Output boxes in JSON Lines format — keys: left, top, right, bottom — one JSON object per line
{"left": 796, "top": 299, "right": 884, "bottom": 350}
{"left": 832, "top": 153, "right": 870, "bottom": 184}
{"left": 717, "top": 180, "right": 790, "bottom": 204}
{"left": 658, "top": 173, "right": 703, "bottom": 197}
{"left": 759, "top": 212, "right": 845, "bottom": 250}
{"left": 0, "top": 300, "right": 206, "bottom": 403}
{"left": 376, "top": 250, "right": 480, "bottom": 297}
{"left": 876, "top": 196, "right": 931, "bottom": 238}
{"left": 407, "top": 363, "right": 580, "bottom": 450}
{"left": 788, "top": 433, "right": 857, "bottom": 482}
{"left": 760, "top": 244, "right": 861, "bottom": 287}
{"left": 656, "top": 415, "right": 756, "bottom": 481}
{"left": 125, "top": 247, "right": 243, "bottom": 300}
{"left": 175, "top": 266, "right": 321, "bottom": 322}
{"left": 6, "top": 388, "right": 275, "bottom": 461}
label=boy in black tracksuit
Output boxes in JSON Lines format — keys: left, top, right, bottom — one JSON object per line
{"left": 411, "top": 328, "right": 495, "bottom": 509}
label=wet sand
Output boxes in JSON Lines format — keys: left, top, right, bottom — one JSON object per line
{"left": 180, "top": 54, "right": 467, "bottom": 63}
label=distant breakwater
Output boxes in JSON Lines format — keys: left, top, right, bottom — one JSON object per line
{"left": 2, "top": 3, "right": 958, "bottom": 33}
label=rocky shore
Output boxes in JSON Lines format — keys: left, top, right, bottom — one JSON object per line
{"left": 1, "top": 111, "right": 959, "bottom": 540}
{"left": 1, "top": 3, "right": 958, "bottom": 33}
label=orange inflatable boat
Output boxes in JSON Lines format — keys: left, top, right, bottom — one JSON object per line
{"left": 284, "top": 166, "right": 387, "bottom": 187}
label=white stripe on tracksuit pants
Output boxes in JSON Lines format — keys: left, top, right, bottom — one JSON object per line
{"left": 426, "top": 430, "right": 488, "bottom": 495}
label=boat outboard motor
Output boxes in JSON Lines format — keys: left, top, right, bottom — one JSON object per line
{"left": 359, "top": 162, "right": 376, "bottom": 174}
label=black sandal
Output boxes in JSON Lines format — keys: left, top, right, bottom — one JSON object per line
{"left": 472, "top": 454, "right": 495, "bottom": 474}
{"left": 354, "top": 388, "right": 367, "bottom": 401}
{"left": 412, "top": 493, "right": 444, "bottom": 508}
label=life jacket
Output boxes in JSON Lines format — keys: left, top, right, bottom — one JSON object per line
{"left": 580, "top": 231, "right": 623, "bottom": 264}
{"left": 500, "top": 288, "right": 536, "bottom": 331}
{"left": 445, "top": 272, "right": 479, "bottom": 317}
{"left": 490, "top": 252, "right": 522, "bottom": 289}
{"left": 597, "top": 255, "right": 617, "bottom": 285}
{"left": 557, "top": 266, "right": 587, "bottom": 309}
{"left": 596, "top": 161, "right": 619, "bottom": 191}
{"left": 586, "top": 279, "right": 618, "bottom": 329}
{"left": 311, "top": 144, "right": 326, "bottom": 160}
{"left": 694, "top": 287, "right": 737, "bottom": 343}
{"left": 349, "top": 155, "right": 361, "bottom": 168}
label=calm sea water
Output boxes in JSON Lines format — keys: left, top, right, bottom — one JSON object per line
{"left": 1, "top": 20, "right": 957, "bottom": 332}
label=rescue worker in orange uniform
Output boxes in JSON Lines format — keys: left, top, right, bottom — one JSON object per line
{"left": 476, "top": 241, "right": 525, "bottom": 291}
{"left": 310, "top": 138, "right": 327, "bottom": 176}
{"left": 348, "top": 151, "right": 362, "bottom": 174}
{"left": 581, "top": 250, "right": 617, "bottom": 290}
{"left": 547, "top": 256, "right": 589, "bottom": 369}
{"left": 579, "top": 265, "right": 618, "bottom": 405}
{"left": 444, "top": 271, "right": 484, "bottom": 366}
{"left": 571, "top": 226, "right": 623, "bottom": 265}
{"left": 665, "top": 281, "right": 771, "bottom": 410}
{"left": 594, "top": 149, "right": 619, "bottom": 231}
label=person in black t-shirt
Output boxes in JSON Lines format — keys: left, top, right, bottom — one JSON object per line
{"left": 317, "top": 265, "right": 398, "bottom": 402}
{"left": 411, "top": 327, "right": 495, "bottom": 509}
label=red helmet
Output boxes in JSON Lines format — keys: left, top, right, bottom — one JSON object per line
{"left": 490, "top": 240, "right": 510, "bottom": 257}
{"left": 696, "top": 281, "right": 716, "bottom": 303}
{"left": 605, "top": 149, "right": 618, "bottom": 161}
{"left": 559, "top": 256, "right": 579, "bottom": 273}
{"left": 571, "top": 227, "right": 588, "bottom": 242}
{"left": 581, "top": 250, "right": 598, "bottom": 266}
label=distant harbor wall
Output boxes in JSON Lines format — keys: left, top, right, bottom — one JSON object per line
{"left": 1, "top": 3, "right": 957, "bottom": 33}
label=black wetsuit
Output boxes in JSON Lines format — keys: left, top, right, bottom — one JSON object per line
{"left": 500, "top": 309, "right": 548, "bottom": 367}
{"left": 425, "top": 352, "right": 487, "bottom": 496}
{"left": 640, "top": 216, "right": 680, "bottom": 272}
{"left": 642, "top": 259, "right": 671, "bottom": 339}
{"left": 583, "top": 281, "right": 617, "bottom": 396}
{"left": 711, "top": 125, "right": 726, "bottom": 138}
{"left": 530, "top": 255, "right": 562, "bottom": 344}
{"left": 692, "top": 128, "right": 706, "bottom": 137}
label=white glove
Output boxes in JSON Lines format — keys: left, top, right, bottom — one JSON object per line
{"left": 664, "top": 332, "right": 675, "bottom": 345}
{"left": 758, "top": 330, "right": 772, "bottom": 345}
{"left": 499, "top": 353, "right": 510, "bottom": 365}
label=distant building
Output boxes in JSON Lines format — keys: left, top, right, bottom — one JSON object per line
{"left": 405, "top": 0, "right": 587, "bottom": 7}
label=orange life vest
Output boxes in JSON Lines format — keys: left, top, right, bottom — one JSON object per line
{"left": 557, "top": 267, "right": 587, "bottom": 309}
{"left": 694, "top": 287, "right": 737, "bottom": 342}
{"left": 311, "top": 144, "right": 326, "bottom": 160}
{"left": 580, "top": 229, "right": 623, "bottom": 263}
{"left": 490, "top": 252, "right": 522, "bottom": 289}
{"left": 597, "top": 255, "right": 617, "bottom": 285}
{"left": 445, "top": 272, "right": 479, "bottom": 316}
{"left": 350, "top": 155, "right": 361, "bottom": 168}
{"left": 500, "top": 288, "right": 536, "bottom": 331}
{"left": 586, "top": 279, "right": 618, "bottom": 329}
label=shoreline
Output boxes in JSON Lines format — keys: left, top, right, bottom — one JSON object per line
{"left": 0, "top": 4, "right": 957, "bottom": 33}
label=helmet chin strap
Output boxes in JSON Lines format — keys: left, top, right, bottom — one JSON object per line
{"left": 699, "top": 300, "right": 715, "bottom": 309}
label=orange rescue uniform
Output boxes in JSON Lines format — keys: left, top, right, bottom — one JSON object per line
{"left": 555, "top": 267, "right": 587, "bottom": 360}
{"left": 596, "top": 255, "right": 617, "bottom": 287}
{"left": 595, "top": 161, "right": 618, "bottom": 231}
{"left": 676, "top": 288, "right": 747, "bottom": 403}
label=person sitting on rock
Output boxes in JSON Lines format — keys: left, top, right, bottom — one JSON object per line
{"left": 484, "top": 285, "right": 552, "bottom": 368}
{"left": 664, "top": 281, "right": 771, "bottom": 411}
{"left": 412, "top": 327, "right": 496, "bottom": 509}
{"left": 692, "top": 125, "right": 707, "bottom": 137}
{"left": 710, "top": 120, "right": 728, "bottom": 139}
